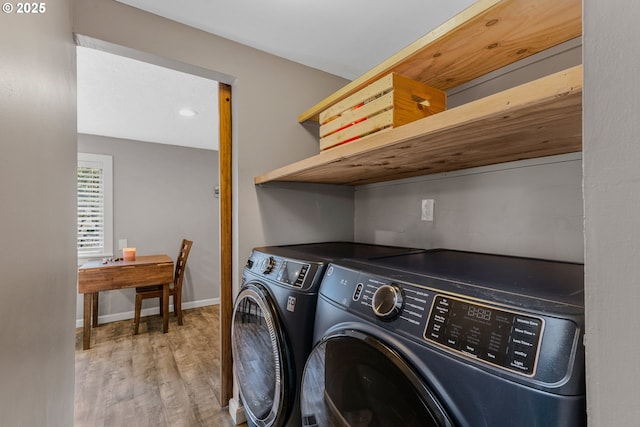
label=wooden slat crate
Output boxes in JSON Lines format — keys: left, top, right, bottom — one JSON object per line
{"left": 319, "top": 73, "right": 446, "bottom": 151}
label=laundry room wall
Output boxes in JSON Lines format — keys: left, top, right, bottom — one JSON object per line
{"left": 73, "top": 0, "right": 353, "bottom": 298}
{"left": 76, "top": 133, "right": 220, "bottom": 324}
{"left": 583, "top": 0, "right": 640, "bottom": 424}
{"left": 0, "top": 0, "right": 76, "bottom": 425}
{"left": 354, "top": 40, "right": 584, "bottom": 263}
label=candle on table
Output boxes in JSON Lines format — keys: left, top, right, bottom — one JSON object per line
{"left": 123, "top": 247, "right": 136, "bottom": 261}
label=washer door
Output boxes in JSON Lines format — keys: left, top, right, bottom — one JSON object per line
{"left": 232, "top": 283, "right": 294, "bottom": 427}
{"left": 301, "top": 329, "right": 454, "bottom": 427}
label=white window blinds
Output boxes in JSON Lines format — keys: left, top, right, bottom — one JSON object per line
{"left": 77, "top": 153, "right": 113, "bottom": 257}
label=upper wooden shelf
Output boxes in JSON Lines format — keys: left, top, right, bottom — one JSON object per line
{"left": 255, "top": 66, "right": 582, "bottom": 186}
{"left": 298, "top": 0, "right": 582, "bottom": 123}
{"left": 255, "top": 0, "right": 582, "bottom": 186}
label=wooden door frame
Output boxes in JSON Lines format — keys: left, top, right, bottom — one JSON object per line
{"left": 218, "top": 83, "right": 233, "bottom": 405}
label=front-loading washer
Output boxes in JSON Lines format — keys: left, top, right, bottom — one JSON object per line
{"left": 231, "top": 242, "right": 422, "bottom": 427}
{"left": 301, "top": 249, "right": 585, "bottom": 427}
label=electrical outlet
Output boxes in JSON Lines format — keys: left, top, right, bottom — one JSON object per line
{"left": 421, "top": 199, "right": 434, "bottom": 221}
{"left": 118, "top": 239, "right": 128, "bottom": 250}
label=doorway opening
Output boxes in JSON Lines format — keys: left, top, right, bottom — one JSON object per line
{"left": 74, "top": 35, "right": 234, "bottom": 413}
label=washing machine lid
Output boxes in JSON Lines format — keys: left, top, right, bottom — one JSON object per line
{"left": 300, "top": 329, "right": 454, "bottom": 427}
{"left": 354, "top": 249, "right": 585, "bottom": 308}
{"left": 253, "top": 241, "right": 423, "bottom": 263}
{"left": 232, "top": 283, "right": 294, "bottom": 427}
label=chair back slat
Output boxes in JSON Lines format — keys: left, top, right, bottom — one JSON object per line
{"left": 173, "top": 239, "right": 193, "bottom": 293}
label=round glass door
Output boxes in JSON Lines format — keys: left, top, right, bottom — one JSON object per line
{"left": 301, "top": 330, "right": 454, "bottom": 427}
{"left": 232, "top": 283, "right": 292, "bottom": 426}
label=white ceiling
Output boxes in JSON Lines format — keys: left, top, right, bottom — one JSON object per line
{"left": 77, "top": 46, "right": 219, "bottom": 151}
{"left": 77, "top": 0, "right": 477, "bottom": 150}
{"left": 115, "top": 0, "right": 477, "bottom": 80}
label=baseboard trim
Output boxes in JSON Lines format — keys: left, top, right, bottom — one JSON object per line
{"left": 75, "top": 297, "right": 221, "bottom": 328}
{"left": 228, "top": 398, "right": 246, "bottom": 425}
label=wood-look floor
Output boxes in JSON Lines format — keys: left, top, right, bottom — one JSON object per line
{"left": 75, "top": 305, "right": 244, "bottom": 427}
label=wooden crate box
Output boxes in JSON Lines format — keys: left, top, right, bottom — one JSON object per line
{"left": 319, "top": 73, "right": 446, "bottom": 151}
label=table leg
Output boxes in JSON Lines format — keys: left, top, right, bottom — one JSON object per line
{"left": 92, "top": 292, "right": 99, "bottom": 327}
{"left": 162, "top": 283, "right": 169, "bottom": 333}
{"left": 83, "top": 293, "right": 92, "bottom": 350}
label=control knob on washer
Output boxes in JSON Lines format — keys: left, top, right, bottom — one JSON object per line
{"left": 261, "top": 256, "right": 276, "bottom": 274}
{"left": 372, "top": 284, "right": 404, "bottom": 320}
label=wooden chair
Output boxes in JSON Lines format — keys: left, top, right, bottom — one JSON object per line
{"left": 133, "top": 239, "right": 193, "bottom": 334}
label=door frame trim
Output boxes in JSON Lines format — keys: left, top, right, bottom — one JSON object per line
{"left": 219, "top": 82, "right": 233, "bottom": 404}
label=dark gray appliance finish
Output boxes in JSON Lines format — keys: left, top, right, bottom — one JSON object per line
{"left": 252, "top": 241, "right": 425, "bottom": 267}
{"left": 231, "top": 242, "right": 422, "bottom": 427}
{"left": 368, "top": 249, "right": 585, "bottom": 308}
{"left": 301, "top": 250, "right": 585, "bottom": 427}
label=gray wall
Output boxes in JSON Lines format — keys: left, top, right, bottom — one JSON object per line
{"left": 355, "top": 40, "right": 584, "bottom": 263}
{"left": 0, "top": 1, "right": 76, "bottom": 425}
{"left": 73, "top": 0, "right": 354, "bottom": 299}
{"left": 584, "top": 0, "right": 640, "bottom": 424}
{"left": 355, "top": 155, "right": 583, "bottom": 262}
{"left": 77, "top": 134, "right": 219, "bottom": 323}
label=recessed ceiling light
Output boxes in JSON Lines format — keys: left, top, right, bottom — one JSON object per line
{"left": 178, "top": 108, "right": 198, "bottom": 117}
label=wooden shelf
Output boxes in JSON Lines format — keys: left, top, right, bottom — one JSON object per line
{"left": 255, "top": 0, "right": 582, "bottom": 186}
{"left": 255, "top": 66, "right": 582, "bottom": 186}
{"left": 298, "top": 0, "right": 582, "bottom": 123}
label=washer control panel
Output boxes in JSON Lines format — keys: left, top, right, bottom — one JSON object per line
{"left": 247, "top": 251, "right": 314, "bottom": 289}
{"left": 425, "top": 295, "right": 543, "bottom": 376}
{"left": 321, "top": 263, "right": 549, "bottom": 378}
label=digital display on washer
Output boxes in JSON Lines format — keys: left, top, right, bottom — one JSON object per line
{"left": 424, "top": 295, "right": 543, "bottom": 376}
{"left": 276, "top": 260, "right": 310, "bottom": 287}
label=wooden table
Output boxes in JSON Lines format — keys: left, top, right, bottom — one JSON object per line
{"left": 78, "top": 254, "right": 174, "bottom": 350}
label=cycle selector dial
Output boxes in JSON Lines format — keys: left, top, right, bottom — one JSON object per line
{"left": 372, "top": 284, "right": 404, "bottom": 320}
{"left": 261, "top": 256, "right": 276, "bottom": 274}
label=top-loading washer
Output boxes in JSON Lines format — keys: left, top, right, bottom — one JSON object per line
{"left": 231, "top": 242, "right": 422, "bottom": 427}
{"left": 301, "top": 249, "right": 585, "bottom": 427}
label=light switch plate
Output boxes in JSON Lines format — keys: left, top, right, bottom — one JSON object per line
{"left": 118, "top": 239, "right": 128, "bottom": 250}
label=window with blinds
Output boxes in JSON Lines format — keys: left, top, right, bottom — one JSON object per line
{"left": 77, "top": 153, "right": 113, "bottom": 258}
